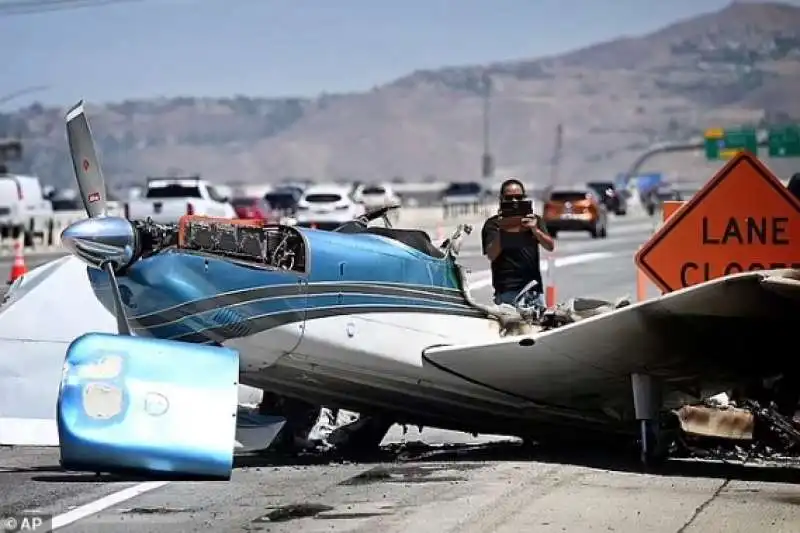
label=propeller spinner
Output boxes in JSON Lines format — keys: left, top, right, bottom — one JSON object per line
{"left": 60, "top": 101, "right": 139, "bottom": 335}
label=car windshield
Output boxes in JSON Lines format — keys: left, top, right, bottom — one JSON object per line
{"left": 265, "top": 192, "right": 297, "bottom": 209}
{"left": 145, "top": 184, "right": 201, "bottom": 199}
{"left": 305, "top": 193, "right": 342, "bottom": 203}
{"left": 51, "top": 199, "right": 82, "bottom": 211}
{"left": 655, "top": 188, "right": 679, "bottom": 201}
{"left": 231, "top": 198, "right": 257, "bottom": 207}
{"left": 587, "top": 182, "right": 614, "bottom": 193}
{"left": 444, "top": 182, "right": 480, "bottom": 195}
{"left": 550, "top": 191, "right": 589, "bottom": 202}
{"left": 361, "top": 186, "right": 386, "bottom": 195}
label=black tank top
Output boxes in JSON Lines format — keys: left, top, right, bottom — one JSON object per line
{"left": 481, "top": 215, "right": 544, "bottom": 295}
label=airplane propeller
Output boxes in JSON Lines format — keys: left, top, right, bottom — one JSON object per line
{"left": 66, "top": 101, "right": 109, "bottom": 219}
{"left": 61, "top": 101, "right": 138, "bottom": 335}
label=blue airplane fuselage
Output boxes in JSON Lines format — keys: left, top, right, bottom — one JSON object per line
{"left": 87, "top": 227, "right": 482, "bottom": 345}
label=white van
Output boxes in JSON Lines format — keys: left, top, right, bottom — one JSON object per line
{"left": 0, "top": 174, "right": 54, "bottom": 245}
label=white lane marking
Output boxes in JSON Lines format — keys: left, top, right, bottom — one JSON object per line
{"left": 467, "top": 251, "right": 616, "bottom": 291}
{"left": 51, "top": 481, "right": 169, "bottom": 530}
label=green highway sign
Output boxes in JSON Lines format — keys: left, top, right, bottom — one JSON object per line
{"left": 768, "top": 125, "right": 800, "bottom": 158}
{"left": 704, "top": 127, "right": 758, "bottom": 161}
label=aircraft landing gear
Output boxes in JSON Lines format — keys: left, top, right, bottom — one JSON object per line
{"left": 631, "top": 373, "right": 667, "bottom": 468}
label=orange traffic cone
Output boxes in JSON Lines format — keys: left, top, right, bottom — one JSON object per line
{"left": 544, "top": 255, "right": 556, "bottom": 307}
{"left": 7, "top": 238, "right": 27, "bottom": 284}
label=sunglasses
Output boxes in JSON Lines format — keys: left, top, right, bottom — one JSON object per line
{"left": 501, "top": 194, "right": 526, "bottom": 201}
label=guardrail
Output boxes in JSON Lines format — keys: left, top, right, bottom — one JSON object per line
{"left": 0, "top": 210, "right": 86, "bottom": 256}
{"left": 0, "top": 201, "right": 498, "bottom": 258}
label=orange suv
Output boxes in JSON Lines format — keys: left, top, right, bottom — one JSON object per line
{"left": 543, "top": 189, "right": 608, "bottom": 239}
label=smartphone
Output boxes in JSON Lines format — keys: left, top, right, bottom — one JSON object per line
{"left": 499, "top": 199, "right": 533, "bottom": 218}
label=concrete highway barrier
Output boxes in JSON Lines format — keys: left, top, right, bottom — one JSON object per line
{"left": 0, "top": 201, "right": 498, "bottom": 258}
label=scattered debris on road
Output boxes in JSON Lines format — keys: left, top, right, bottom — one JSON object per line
{"left": 672, "top": 394, "right": 800, "bottom": 465}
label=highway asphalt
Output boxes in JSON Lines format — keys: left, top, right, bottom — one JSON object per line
{"left": 2, "top": 213, "right": 799, "bottom": 532}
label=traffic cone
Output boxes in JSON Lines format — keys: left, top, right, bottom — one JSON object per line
{"left": 636, "top": 265, "right": 648, "bottom": 302}
{"left": 544, "top": 255, "right": 556, "bottom": 307}
{"left": 7, "top": 238, "right": 27, "bottom": 284}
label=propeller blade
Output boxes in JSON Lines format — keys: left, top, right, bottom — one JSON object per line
{"left": 66, "top": 101, "right": 108, "bottom": 219}
{"left": 102, "top": 262, "right": 132, "bottom": 335}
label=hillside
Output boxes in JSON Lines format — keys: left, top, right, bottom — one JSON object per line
{"left": 3, "top": 0, "right": 800, "bottom": 189}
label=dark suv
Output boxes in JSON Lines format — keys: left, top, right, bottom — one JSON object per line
{"left": 587, "top": 181, "right": 627, "bottom": 216}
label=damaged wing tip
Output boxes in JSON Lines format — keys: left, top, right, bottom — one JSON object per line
{"left": 65, "top": 101, "right": 85, "bottom": 122}
{"left": 761, "top": 272, "right": 800, "bottom": 285}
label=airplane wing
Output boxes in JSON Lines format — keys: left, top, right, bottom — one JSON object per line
{"left": 0, "top": 257, "right": 286, "bottom": 453}
{"left": 423, "top": 268, "right": 800, "bottom": 424}
{"left": 0, "top": 256, "right": 118, "bottom": 446}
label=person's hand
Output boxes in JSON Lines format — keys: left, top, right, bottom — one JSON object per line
{"left": 498, "top": 215, "right": 523, "bottom": 230}
{"left": 521, "top": 215, "right": 539, "bottom": 230}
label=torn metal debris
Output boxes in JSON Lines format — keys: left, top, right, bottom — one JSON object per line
{"left": 675, "top": 405, "right": 754, "bottom": 440}
{"left": 674, "top": 396, "right": 800, "bottom": 462}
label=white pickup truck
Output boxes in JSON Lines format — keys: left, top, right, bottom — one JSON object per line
{"left": 125, "top": 177, "right": 236, "bottom": 224}
{"left": 0, "top": 173, "right": 54, "bottom": 245}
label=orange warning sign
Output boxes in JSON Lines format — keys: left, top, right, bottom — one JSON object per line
{"left": 635, "top": 152, "right": 800, "bottom": 293}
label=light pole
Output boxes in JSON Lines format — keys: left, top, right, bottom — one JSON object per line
{"left": 481, "top": 72, "right": 494, "bottom": 178}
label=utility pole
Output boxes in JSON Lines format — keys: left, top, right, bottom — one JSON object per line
{"left": 549, "top": 123, "right": 563, "bottom": 187}
{"left": 481, "top": 71, "right": 494, "bottom": 178}
{"left": 541, "top": 123, "right": 563, "bottom": 199}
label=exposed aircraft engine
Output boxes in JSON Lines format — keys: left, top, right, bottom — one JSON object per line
{"left": 176, "top": 217, "right": 307, "bottom": 273}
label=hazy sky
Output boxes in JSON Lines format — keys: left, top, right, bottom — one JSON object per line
{"left": 2, "top": 0, "right": 797, "bottom": 109}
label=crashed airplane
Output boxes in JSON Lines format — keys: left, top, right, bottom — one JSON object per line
{"left": 1, "top": 101, "right": 799, "bottom": 480}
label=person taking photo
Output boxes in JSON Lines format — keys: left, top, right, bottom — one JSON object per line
{"left": 481, "top": 178, "right": 555, "bottom": 306}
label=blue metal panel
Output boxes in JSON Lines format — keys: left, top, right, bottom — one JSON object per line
{"left": 57, "top": 333, "right": 239, "bottom": 480}
{"left": 89, "top": 251, "right": 307, "bottom": 348}
{"left": 86, "top": 227, "right": 470, "bottom": 344}
{"left": 301, "top": 228, "right": 462, "bottom": 289}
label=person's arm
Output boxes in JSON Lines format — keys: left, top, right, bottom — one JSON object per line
{"left": 482, "top": 220, "right": 503, "bottom": 262}
{"left": 523, "top": 215, "right": 555, "bottom": 252}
